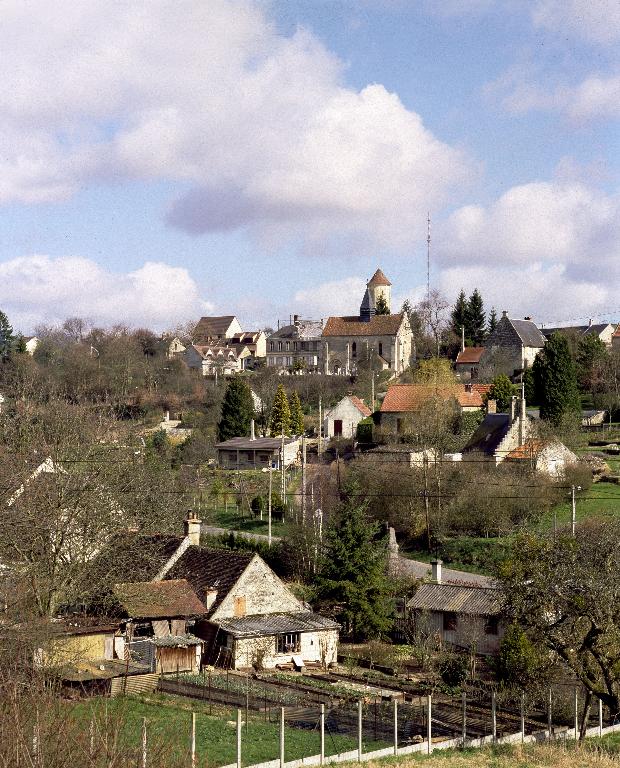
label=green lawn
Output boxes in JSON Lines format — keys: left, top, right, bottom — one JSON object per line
{"left": 71, "top": 693, "right": 373, "bottom": 766}
{"left": 207, "top": 505, "right": 289, "bottom": 538}
{"left": 541, "top": 482, "right": 620, "bottom": 530}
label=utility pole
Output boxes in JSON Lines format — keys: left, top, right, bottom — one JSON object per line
{"left": 423, "top": 453, "right": 431, "bottom": 553}
{"left": 461, "top": 325, "right": 465, "bottom": 353}
{"left": 280, "top": 433, "right": 285, "bottom": 499}
{"left": 571, "top": 485, "right": 581, "bottom": 536}
{"left": 371, "top": 373, "right": 375, "bottom": 412}
{"left": 301, "top": 435, "right": 307, "bottom": 525}
{"left": 318, "top": 396, "right": 322, "bottom": 457}
{"left": 268, "top": 459, "right": 273, "bottom": 548}
{"left": 427, "top": 212, "right": 431, "bottom": 307}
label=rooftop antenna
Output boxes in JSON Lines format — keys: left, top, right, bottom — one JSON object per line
{"left": 426, "top": 212, "right": 431, "bottom": 305}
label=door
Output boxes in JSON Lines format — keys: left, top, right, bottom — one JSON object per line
{"left": 334, "top": 419, "right": 343, "bottom": 437}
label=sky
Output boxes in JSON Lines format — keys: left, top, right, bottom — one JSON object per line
{"left": 1, "top": 0, "right": 619, "bottom": 333}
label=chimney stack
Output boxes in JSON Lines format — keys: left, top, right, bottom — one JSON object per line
{"left": 502, "top": 310, "right": 508, "bottom": 318}
{"left": 184, "top": 510, "right": 202, "bottom": 547}
{"left": 519, "top": 383, "right": 527, "bottom": 445}
{"left": 431, "top": 559, "right": 442, "bottom": 584}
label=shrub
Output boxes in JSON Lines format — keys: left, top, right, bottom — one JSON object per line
{"left": 438, "top": 652, "right": 468, "bottom": 687}
{"left": 495, "top": 624, "right": 547, "bottom": 690}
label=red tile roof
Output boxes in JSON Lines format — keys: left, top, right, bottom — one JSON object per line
{"left": 455, "top": 347, "right": 485, "bottom": 364}
{"left": 367, "top": 268, "right": 392, "bottom": 287}
{"left": 112, "top": 579, "right": 206, "bottom": 619}
{"left": 380, "top": 384, "right": 484, "bottom": 412}
{"left": 323, "top": 313, "right": 404, "bottom": 337}
{"left": 505, "top": 439, "right": 545, "bottom": 461}
{"left": 348, "top": 395, "right": 372, "bottom": 417}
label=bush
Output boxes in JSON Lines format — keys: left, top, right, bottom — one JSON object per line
{"left": 495, "top": 624, "right": 547, "bottom": 690}
{"left": 356, "top": 417, "right": 374, "bottom": 443}
{"left": 438, "top": 652, "right": 468, "bottom": 687}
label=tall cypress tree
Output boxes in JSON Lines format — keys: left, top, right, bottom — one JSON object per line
{"left": 532, "top": 333, "right": 581, "bottom": 425}
{"left": 450, "top": 290, "right": 468, "bottom": 339}
{"left": 270, "top": 384, "right": 291, "bottom": 436}
{"left": 466, "top": 289, "right": 486, "bottom": 345}
{"left": 0, "top": 310, "right": 15, "bottom": 361}
{"left": 374, "top": 294, "right": 390, "bottom": 315}
{"left": 487, "top": 307, "right": 498, "bottom": 336}
{"left": 289, "top": 390, "right": 305, "bottom": 435}
{"left": 315, "top": 482, "right": 392, "bottom": 641}
{"left": 217, "top": 378, "right": 254, "bottom": 440}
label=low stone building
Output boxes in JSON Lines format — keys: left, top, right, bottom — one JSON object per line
{"left": 505, "top": 438, "right": 578, "bottom": 478}
{"left": 323, "top": 395, "right": 371, "bottom": 439}
{"left": 482, "top": 312, "right": 546, "bottom": 379}
{"left": 455, "top": 347, "right": 485, "bottom": 381}
{"left": 407, "top": 560, "right": 504, "bottom": 656}
{"left": 215, "top": 436, "right": 300, "bottom": 470}
{"left": 462, "top": 393, "right": 534, "bottom": 465}
{"left": 322, "top": 269, "right": 412, "bottom": 375}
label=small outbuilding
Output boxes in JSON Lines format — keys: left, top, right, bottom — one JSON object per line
{"left": 323, "top": 395, "right": 371, "bottom": 439}
{"left": 215, "top": 436, "right": 300, "bottom": 470}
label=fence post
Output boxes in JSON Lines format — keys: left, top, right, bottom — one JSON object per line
{"left": 427, "top": 694, "right": 432, "bottom": 754}
{"left": 142, "top": 717, "right": 147, "bottom": 768}
{"left": 320, "top": 704, "right": 325, "bottom": 765}
{"left": 191, "top": 712, "right": 196, "bottom": 768}
{"left": 236, "top": 709, "right": 242, "bottom": 768}
{"left": 393, "top": 699, "right": 398, "bottom": 755}
{"left": 520, "top": 693, "right": 525, "bottom": 743}
{"left": 547, "top": 688, "right": 553, "bottom": 741}
{"left": 358, "top": 699, "right": 363, "bottom": 761}
{"left": 574, "top": 689, "right": 578, "bottom": 741}
{"left": 491, "top": 692, "right": 497, "bottom": 744}
{"left": 599, "top": 698, "right": 603, "bottom": 737}
{"left": 461, "top": 690, "right": 466, "bottom": 748}
{"left": 90, "top": 718, "right": 95, "bottom": 760}
{"left": 280, "top": 706, "right": 285, "bottom": 768}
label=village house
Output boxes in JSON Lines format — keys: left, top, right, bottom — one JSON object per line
{"left": 183, "top": 344, "right": 241, "bottom": 376}
{"left": 228, "top": 330, "right": 267, "bottom": 368}
{"left": 194, "top": 315, "right": 243, "bottom": 343}
{"left": 379, "top": 383, "right": 489, "bottom": 435}
{"left": 504, "top": 438, "right": 578, "bottom": 478}
{"left": 454, "top": 347, "right": 485, "bottom": 381}
{"left": 88, "top": 513, "right": 339, "bottom": 671}
{"left": 541, "top": 322, "right": 617, "bottom": 349}
{"left": 323, "top": 395, "right": 372, "bottom": 439}
{"left": 24, "top": 335, "right": 39, "bottom": 355}
{"left": 266, "top": 317, "right": 323, "bottom": 371}
{"left": 215, "top": 435, "right": 300, "bottom": 470}
{"left": 482, "top": 312, "right": 546, "bottom": 379}
{"left": 407, "top": 560, "right": 504, "bottom": 655}
{"left": 322, "top": 269, "right": 412, "bottom": 376}
{"left": 165, "top": 336, "right": 187, "bottom": 359}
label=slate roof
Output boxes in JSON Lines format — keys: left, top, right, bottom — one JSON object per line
{"left": 407, "top": 583, "right": 501, "bottom": 616}
{"left": 269, "top": 321, "right": 323, "bottom": 341}
{"left": 508, "top": 319, "right": 546, "bottom": 348}
{"left": 462, "top": 413, "right": 512, "bottom": 456}
{"left": 215, "top": 611, "right": 339, "bottom": 638}
{"left": 541, "top": 324, "right": 613, "bottom": 339}
{"left": 323, "top": 313, "right": 404, "bottom": 337}
{"left": 112, "top": 579, "right": 206, "bottom": 619}
{"left": 194, "top": 316, "right": 238, "bottom": 338}
{"left": 380, "top": 384, "right": 484, "bottom": 413}
{"left": 367, "top": 268, "right": 392, "bottom": 287}
{"left": 455, "top": 347, "right": 485, "bottom": 365}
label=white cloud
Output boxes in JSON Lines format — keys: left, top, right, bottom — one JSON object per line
{"left": 0, "top": 256, "right": 211, "bottom": 333}
{"left": 0, "top": 0, "right": 469, "bottom": 249}
{"left": 532, "top": 0, "right": 620, "bottom": 45}
{"left": 293, "top": 277, "right": 367, "bottom": 320}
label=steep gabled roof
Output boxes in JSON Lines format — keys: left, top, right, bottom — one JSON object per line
{"left": 323, "top": 313, "right": 404, "bottom": 337}
{"left": 194, "top": 316, "right": 238, "bottom": 338}
{"left": 462, "top": 413, "right": 511, "bottom": 456}
{"left": 508, "top": 319, "right": 546, "bottom": 348}
{"left": 367, "top": 268, "right": 392, "bottom": 287}
{"left": 348, "top": 395, "right": 372, "bottom": 417}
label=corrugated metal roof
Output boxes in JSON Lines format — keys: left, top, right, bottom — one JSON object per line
{"left": 216, "top": 611, "right": 339, "bottom": 638}
{"left": 215, "top": 437, "right": 299, "bottom": 450}
{"left": 407, "top": 583, "right": 501, "bottom": 616}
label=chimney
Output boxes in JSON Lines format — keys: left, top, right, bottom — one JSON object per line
{"left": 487, "top": 398, "right": 497, "bottom": 414}
{"left": 510, "top": 396, "right": 517, "bottom": 422}
{"left": 205, "top": 588, "right": 218, "bottom": 610}
{"left": 184, "top": 510, "right": 202, "bottom": 547}
{"left": 502, "top": 310, "right": 508, "bottom": 318}
{"left": 465, "top": 383, "right": 472, "bottom": 393}
{"left": 293, "top": 314, "right": 299, "bottom": 325}
{"left": 519, "top": 383, "right": 527, "bottom": 445}
{"left": 431, "top": 559, "right": 442, "bottom": 584}
{"left": 250, "top": 419, "right": 255, "bottom": 441}
{"left": 524, "top": 316, "right": 532, "bottom": 321}
{"left": 588, "top": 318, "right": 592, "bottom": 327}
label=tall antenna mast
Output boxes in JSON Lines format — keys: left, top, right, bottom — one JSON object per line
{"left": 426, "top": 212, "right": 431, "bottom": 305}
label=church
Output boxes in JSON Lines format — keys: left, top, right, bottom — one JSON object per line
{"left": 321, "top": 269, "right": 413, "bottom": 375}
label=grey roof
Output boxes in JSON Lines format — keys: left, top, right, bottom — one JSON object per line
{"left": 215, "top": 611, "right": 339, "bottom": 638}
{"left": 269, "top": 321, "right": 323, "bottom": 341}
{"left": 55, "top": 659, "right": 149, "bottom": 682}
{"left": 509, "top": 319, "right": 546, "bottom": 348}
{"left": 462, "top": 413, "right": 511, "bottom": 456}
{"left": 215, "top": 437, "right": 299, "bottom": 450}
{"left": 541, "top": 324, "right": 612, "bottom": 339}
{"left": 407, "top": 583, "right": 501, "bottom": 616}
{"left": 151, "top": 633, "right": 202, "bottom": 648}
{"left": 194, "top": 316, "right": 238, "bottom": 338}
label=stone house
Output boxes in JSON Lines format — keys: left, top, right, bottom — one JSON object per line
{"left": 379, "top": 383, "right": 488, "bottom": 435}
{"left": 482, "top": 312, "right": 546, "bottom": 379}
{"left": 194, "top": 315, "right": 243, "bottom": 343}
{"left": 90, "top": 514, "right": 338, "bottom": 671}
{"left": 462, "top": 394, "right": 535, "bottom": 465}
{"left": 166, "top": 336, "right": 187, "bottom": 359}
{"left": 541, "top": 322, "right": 617, "bottom": 349}
{"left": 455, "top": 347, "right": 485, "bottom": 381}
{"left": 407, "top": 560, "right": 504, "bottom": 656}
{"left": 612, "top": 327, "right": 620, "bottom": 352}
{"left": 322, "top": 269, "right": 412, "bottom": 375}
{"left": 266, "top": 317, "right": 323, "bottom": 371}
{"left": 228, "top": 330, "right": 267, "bottom": 367}
{"left": 323, "top": 395, "right": 371, "bottom": 439}
{"left": 505, "top": 438, "right": 578, "bottom": 478}
{"left": 183, "top": 344, "right": 241, "bottom": 376}
{"left": 215, "top": 436, "right": 300, "bottom": 470}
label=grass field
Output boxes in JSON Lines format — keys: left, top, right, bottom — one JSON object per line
{"left": 71, "top": 693, "right": 375, "bottom": 766}
{"left": 208, "top": 505, "right": 289, "bottom": 538}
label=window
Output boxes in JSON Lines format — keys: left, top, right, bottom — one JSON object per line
{"left": 378, "top": 342, "right": 383, "bottom": 357}
{"left": 278, "top": 342, "right": 282, "bottom": 351}
{"left": 286, "top": 341, "right": 290, "bottom": 351}
{"left": 277, "top": 632, "right": 301, "bottom": 654}
{"left": 269, "top": 342, "right": 274, "bottom": 351}
{"left": 443, "top": 612, "right": 457, "bottom": 632}
{"left": 485, "top": 616, "right": 499, "bottom": 635}
{"left": 351, "top": 342, "right": 357, "bottom": 358}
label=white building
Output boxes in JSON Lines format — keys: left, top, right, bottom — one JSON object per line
{"left": 323, "top": 395, "right": 372, "bottom": 439}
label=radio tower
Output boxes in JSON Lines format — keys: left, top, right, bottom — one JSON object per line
{"left": 426, "top": 212, "right": 431, "bottom": 305}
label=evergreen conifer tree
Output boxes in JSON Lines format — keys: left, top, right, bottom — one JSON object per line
{"left": 0, "top": 310, "right": 14, "bottom": 361}
{"left": 289, "top": 390, "right": 304, "bottom": 435}
{"left": 374, "top": 293, "right": 390, "bottom": 315}
{"left": 487, "top": 307, "right": 498, "bottom": 336}
{"left": 532, "top": 333, "right": 581, "bottom": 425}
{"left": 465, "top": 288, "right": 486, "bottom": 345}
{"left": 217, "top": 378, "right": 254, "bottom": 441}
{"left": 270, "top": 384, "right": 291, "bottom": 436}
{"left": 315, "top": 482, "right": 392, "bottom": 641}
{"left": 488, "top": 374, "right": 516, "bottom": 411}
{"left": 450, "top": 290, "right": 468, "bottom": 338}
